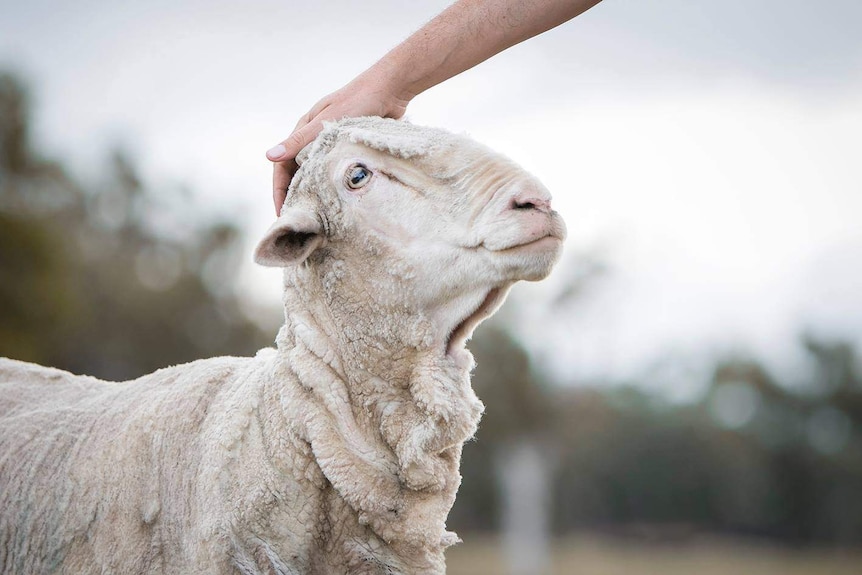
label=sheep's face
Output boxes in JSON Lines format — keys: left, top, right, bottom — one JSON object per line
{"left": 256, "top": 118, "right": 566, "bottom": 368}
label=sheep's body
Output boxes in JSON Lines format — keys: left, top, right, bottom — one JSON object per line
{"left": 0, "top": 351, "right": 436, "bottom": 573}
{"left": 1, "top": 355, "right": 305, "bottom": 574}
{"left": 0, "top": 117, "right": 565, "bottom": 574}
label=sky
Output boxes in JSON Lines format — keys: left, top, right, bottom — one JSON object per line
{"left": 1, "top": 0, "right": 861, "bottom": 395}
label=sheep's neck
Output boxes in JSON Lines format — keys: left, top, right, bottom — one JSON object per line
{"left": 273, "top": 278, "right": 483, "bottom": 549}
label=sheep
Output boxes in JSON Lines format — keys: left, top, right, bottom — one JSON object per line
{"left": 0, "top": 116, "right": 566, "bottom": 574}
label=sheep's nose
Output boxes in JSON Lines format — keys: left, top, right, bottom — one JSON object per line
{"left": 508, "top": 188, "right": 552, "bottom": 214}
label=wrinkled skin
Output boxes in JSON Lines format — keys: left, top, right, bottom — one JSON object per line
{"left": 0, "top": 117, "right": 565, "bottom": 574}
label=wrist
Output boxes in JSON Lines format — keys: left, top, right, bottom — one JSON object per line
{"left": 351, "top": 61, "right": 415, "bottom": 117}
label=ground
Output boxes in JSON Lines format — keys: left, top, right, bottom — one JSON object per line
{"left": 446, "top": 534, "right": 862, "bottom": 575}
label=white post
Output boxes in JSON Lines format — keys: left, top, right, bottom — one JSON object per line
{"left": 497, "top": 439, "right": 552, "bottom": 575}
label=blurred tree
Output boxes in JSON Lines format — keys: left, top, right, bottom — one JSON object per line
{"left": 804, "top": 334, "right": 860, "bottom": 394}
{"left": 450, "top": 326, "right": 545, "bottom": 532}
{"left": 0, "top": 72, "right": 80, "bottom": 365}
{"left": 0, "top": 73, "right": 29, "bottom": 174}
{"left": 0, "top": 72, "right": 270, "bottom": 380}
{"left": 457, "top": 306, "right": 862, "bottom": 547}
{"left": 472, "top": 324, "right": 554, "bottom": 440}
{"left": 0, "top": 212, "right": 73, "bottom": 362}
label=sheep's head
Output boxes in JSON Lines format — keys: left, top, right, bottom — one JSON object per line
{"left": 255, "top": 117, "right": 566, "bottom": 372}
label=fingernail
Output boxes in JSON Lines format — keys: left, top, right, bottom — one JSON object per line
{"left": 266, "top": 144, "right": 287, "bottom": 160}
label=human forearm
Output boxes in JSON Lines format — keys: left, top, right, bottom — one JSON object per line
{"left": 373, "top": 0, "right": 603, "bottom": 101}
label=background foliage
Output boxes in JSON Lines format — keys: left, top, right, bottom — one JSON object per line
{"left": 0, "top": 73, "right": 270, "bottom": 380}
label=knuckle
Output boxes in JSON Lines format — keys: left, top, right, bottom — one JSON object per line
{"left": 287, "top": 132, "right": 306, "bottom": 150}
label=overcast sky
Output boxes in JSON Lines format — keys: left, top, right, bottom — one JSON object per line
{"left": 2, "top": 0, "right": 861, "bottom": 394}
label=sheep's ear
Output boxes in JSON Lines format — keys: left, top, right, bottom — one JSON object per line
{"left": 254, "top": 208, "right": 324, "bottom": 267}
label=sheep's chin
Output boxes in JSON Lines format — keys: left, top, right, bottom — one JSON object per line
{"left": 444, "top": 287, "right": 506, "bottom": 369}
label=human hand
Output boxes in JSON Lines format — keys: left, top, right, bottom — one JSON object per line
{"left": 266, "top": 71, "right": 412, "bottom": 215}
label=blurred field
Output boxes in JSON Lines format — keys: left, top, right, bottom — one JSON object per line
{"left": 446, "top": 534, "right": 862, "bottom": 575}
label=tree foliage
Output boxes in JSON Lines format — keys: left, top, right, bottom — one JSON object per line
{"left": 0, "top": 73, "right": 270, "bottom": 380}
{"left": 454, "top": 297, "right": 862, "bottom": 546}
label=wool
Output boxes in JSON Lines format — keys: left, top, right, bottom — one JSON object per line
{"left": 0, "top": 117, "right": 565, "bottom": 574}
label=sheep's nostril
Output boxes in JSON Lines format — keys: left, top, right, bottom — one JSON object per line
{"left": 510, "top": 196, "right": 551, "bottom": 213}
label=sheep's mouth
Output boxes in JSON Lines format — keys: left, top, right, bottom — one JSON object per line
{"left": 496, "top": 234, "right": 561, "bottom": 253}
{"left": 445, "top": 287, "right": 506, "bottom": 362}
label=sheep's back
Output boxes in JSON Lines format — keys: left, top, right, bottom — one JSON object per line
{"left": 0, "top": 355, "right": 266, "bottom": 573}
{"left": 0, "top": 358, "right": 104, "bottom": 414}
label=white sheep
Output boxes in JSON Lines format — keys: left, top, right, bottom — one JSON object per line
{"left": 0, "top": 117, "right": 566, "bottom": 574}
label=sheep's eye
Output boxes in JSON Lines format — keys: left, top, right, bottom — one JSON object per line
{"left": 345, "top": 164, "right": 372, "bottom": 190}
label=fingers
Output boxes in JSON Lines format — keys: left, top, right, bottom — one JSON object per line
{"left": 267, "top": 118, "right": 328, "bottom": 215}
{"left": 265, "top": 143, "right": 288, "bottom": 162}
{"left": 265, "top": 92, "right": 353, "bottom": 215}
{"left": 281, "top": 125, "right": 314, "bottom": 160}
{"left": 266, "top": 115, "right": 325, "bottom": 164}
{"left": 267, "top": 97, "right": 332, "bottom": 163}
{"left": 304, "top": 96, "right": 332, "bottom": 125}
{"left": 272, "top": 159, "right": 297, "bottom": 215}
